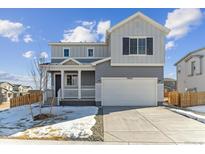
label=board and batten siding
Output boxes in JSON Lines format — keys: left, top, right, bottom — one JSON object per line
{"left": 51, "top": 45, "right": 109, "bottom": 58}
{"left": 110, "top": 17, "right": 165, "bottom": 65}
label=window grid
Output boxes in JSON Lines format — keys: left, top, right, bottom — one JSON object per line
{"left": 127, "top": 37, "right": 152, "bottom": 55}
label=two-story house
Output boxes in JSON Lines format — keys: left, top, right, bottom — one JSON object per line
{"left": 41, "top": 12, "right": 170, "bottom": 106}
{"left": 175, "top": 47, "right": 205, "bottom": 92}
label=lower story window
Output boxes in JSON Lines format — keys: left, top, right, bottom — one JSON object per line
{"left": 66, "top": 74, "right": 78, "bottom": 86}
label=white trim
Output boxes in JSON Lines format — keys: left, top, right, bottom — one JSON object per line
{"left": 101, "top": 77, "right": 158, "bottom": 80}
{"left": 63, "top": 47, "right": 70, "bottom": 58}
{"left": 61, "top": 70, "right": 64, "bottom": 99}
{"left": 78, "top": 70, "right": 81, "bottom": 99}
{"left": 49, "top": 42, "right": 107, "bottom": 46}
{"left": 111, "top": 63, "right": 164, "bottom": 66}
{"left": 60, "top": 58, "right": 82, "bottom": 65}
{"left": 87, "top": 47, "right": 95, "bottom": 57}
{"left": 51, "top": 57, "right": 106, "bottom": 59}
{"left": 108, "top": 12, "right": 170, "bottom": 34}
{"left": 91, "top": 57, "right": 111, "bottom": 66}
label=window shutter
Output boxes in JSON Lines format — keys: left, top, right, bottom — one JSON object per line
{"left": 123, "top": 37, "right": 129, "bottom": 55}
{"left": 147, "top": 38, "right": 153, "bottom": 55}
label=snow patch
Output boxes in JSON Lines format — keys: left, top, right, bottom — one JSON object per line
{"left": 187, "top": 105, "right": 205, "bottom": 113}
{"left": 0, "top": 104, "right": 98, "bottom": 139}
{"left": 170, "top": 108, "right": 205, "bottom": 124}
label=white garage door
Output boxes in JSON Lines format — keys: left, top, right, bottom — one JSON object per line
{"left": 102, "top": 78, "right": 157, "bottom": 106}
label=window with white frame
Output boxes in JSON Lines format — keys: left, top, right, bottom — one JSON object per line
{"left": 123, "top": 37, "right": 153, "bottom": 55}
{"left": 87, "top": 48, "right": 94, "bottom": 57}
{"left": 66, "top": 74, "right": 78, "bottom": 86}
{"left": 64, "top": 48, "right": 70, "bottom": 57}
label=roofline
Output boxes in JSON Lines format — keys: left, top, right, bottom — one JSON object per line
{"left": 174, "top": 47, "right": 205, "bottom": 66}
{"left": 60, "top": 58, "right": 82, "bottom": 65}
{"left": 48, "top": 42, "right": 107, "bottom": 46}
{"left": 91, "top": 57, "right": 111, "bottom": 66}
{"left": 0, "top": 81, "right": 14, "bottom": 87}
{"left": 108, "top": 11, "right": 170, "bottom": 34}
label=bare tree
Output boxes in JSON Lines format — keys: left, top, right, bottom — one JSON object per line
{"left": 30, "top": 54, "right": 48, "bottom": 115}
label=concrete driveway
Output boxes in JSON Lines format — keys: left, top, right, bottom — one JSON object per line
{"left": 103, "top": 106, "right": 205, "bottom": 144}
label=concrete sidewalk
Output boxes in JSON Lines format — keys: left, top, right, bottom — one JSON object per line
{"left": 103, "top": 106, "right": 205, "bottom": 144}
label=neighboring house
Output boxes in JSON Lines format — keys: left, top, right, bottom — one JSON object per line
{"left": 40, "top": 12, "right": 170, "bottom": 106}
{"left": 175, "top": 47, "right": 205, "bottom": 92}
{"left": 13, "top": 84, "right": 32, "bottom": 96}
{"left": 0, "top": 82, "right": 32, "bottom": 102}
{"left": 164, "top": 78, "right": 176, "bottom": 93}
{"left": 0, "top": 82, "right": 15, "bottom": 102}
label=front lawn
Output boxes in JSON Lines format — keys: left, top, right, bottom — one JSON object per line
{"left": 0, "top": 104, "right": 102, "bottom": 141}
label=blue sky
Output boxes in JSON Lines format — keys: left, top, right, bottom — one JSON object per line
{"left": 0, "top": 8, "right": 205, "bottom": 87}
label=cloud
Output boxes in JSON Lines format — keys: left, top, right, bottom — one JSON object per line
{"left": 22, "top": 51, "right": 34, "bottom": 58}
{"left": 165, "top": 8, "right": 203, "bottom": 39}
{"left": 0, "top": 71, "right": 33, "bottom": 87}
{"left": 165, "top": 8, "right": 204, "bottom": 51}
{"left": 166, "top": 72, "right": 176, "bottom": 79}
{"left": 61, "top": 20, "right": 111, "bottom": 42}
{"left": 77, "top": 20, "right": 96, "bottom": 30}
{"left": 0, "top": 19, "right": 25, "bottom": 42}
{"left": 97, "top": 20, "right": 111, "bottom": 41}
{"left": 61, "top": 26, "right": 97, "bottom": 42}
{"left": 39, "top": 52, "right": 48, "bottom": 59}
{"left": 23, "top": 34, "right": 33, "bottom": 43}
{"left": 165, "top": 41, "right": 175, "bottom": 50}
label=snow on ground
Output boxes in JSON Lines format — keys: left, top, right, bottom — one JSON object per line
{"left": 187, "top": 105, "right": 205, "bottom": 113}
{"left": 0, "top": 104, "right": 98, "bottom": 139}
{"left": 169, "top": 107, "right": 205, "bottom": 124}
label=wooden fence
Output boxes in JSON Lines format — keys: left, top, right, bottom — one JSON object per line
{"left": 168, "top": 91, "right": 205, "bottom": 107}
{"left": 10, "top": 91, "right": 43, "bottom": 108}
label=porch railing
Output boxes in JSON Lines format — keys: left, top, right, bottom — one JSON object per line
{"left": 81, "top": 88, "right": 95, "bottom": 98}
{"left": 63, "top": 86, "right": 95, "bottom": 99}
{"left": 64, "top": 88, "right": 78, "bottom": 98}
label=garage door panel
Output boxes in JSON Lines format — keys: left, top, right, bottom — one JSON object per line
{"left": 102, "top": 78, "right": 157, "bottom": 106}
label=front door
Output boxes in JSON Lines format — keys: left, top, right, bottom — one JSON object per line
{"left": 55, "top": 74, "right": 61, "bottom": 97}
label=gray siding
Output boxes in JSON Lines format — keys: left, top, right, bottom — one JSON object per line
{"left": 51, "top": 58, "right": 101, "bottom": 64}
{"left": 177, "top": 49, "right": 205, "bottom": 92}
{"left": 51, "top": 44, "right": 109, "bottom": 58}
{"left": 110, "top": 17, "right": 165, "bottom": 65}
{"left": 81, "top": 71, "right": 95, "bottom": 86}
{"left": 95, "top": 60, "right": 163, "bottom": 83}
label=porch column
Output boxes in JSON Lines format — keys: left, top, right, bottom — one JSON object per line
{"left": 78, "top": 70, "right": 81, "bottom": 99}
{"left": 61, "top": 70, "right": 64, "bottom": 99}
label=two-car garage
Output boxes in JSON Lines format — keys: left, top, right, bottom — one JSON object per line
{"left": 101, "top": 78, "right": 158, "bottom": 106}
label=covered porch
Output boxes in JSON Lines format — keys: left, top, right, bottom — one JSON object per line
{"left": 52, "top": 70, "right": 95, "bottom": 100}
{"left": 40, "top": 60, "right": 96, "bottom": 105}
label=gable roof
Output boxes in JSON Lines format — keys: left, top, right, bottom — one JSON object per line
{"left": 0, "top": 81, "right": 14, "bottom": 87}
{"left": 174, "top": 47, "right": 205, "bottom": 66}
{"left": 60, "top": 58, "right": 82, "bottom": 65}
{"left": 108, "top": 12, "right": 170, "bottom": 34}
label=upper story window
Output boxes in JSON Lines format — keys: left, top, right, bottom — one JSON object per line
{"left": 191, "top": 61, "right": 196, "bottom": 76}
{"left": 123, "top": 37, "right": 153, "bottom": 55}
{"left": 64, "top": 48, "right": 70, "bottom": 57}
{"left": 87, "top": 48, "right": 94, "bottom": 57}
